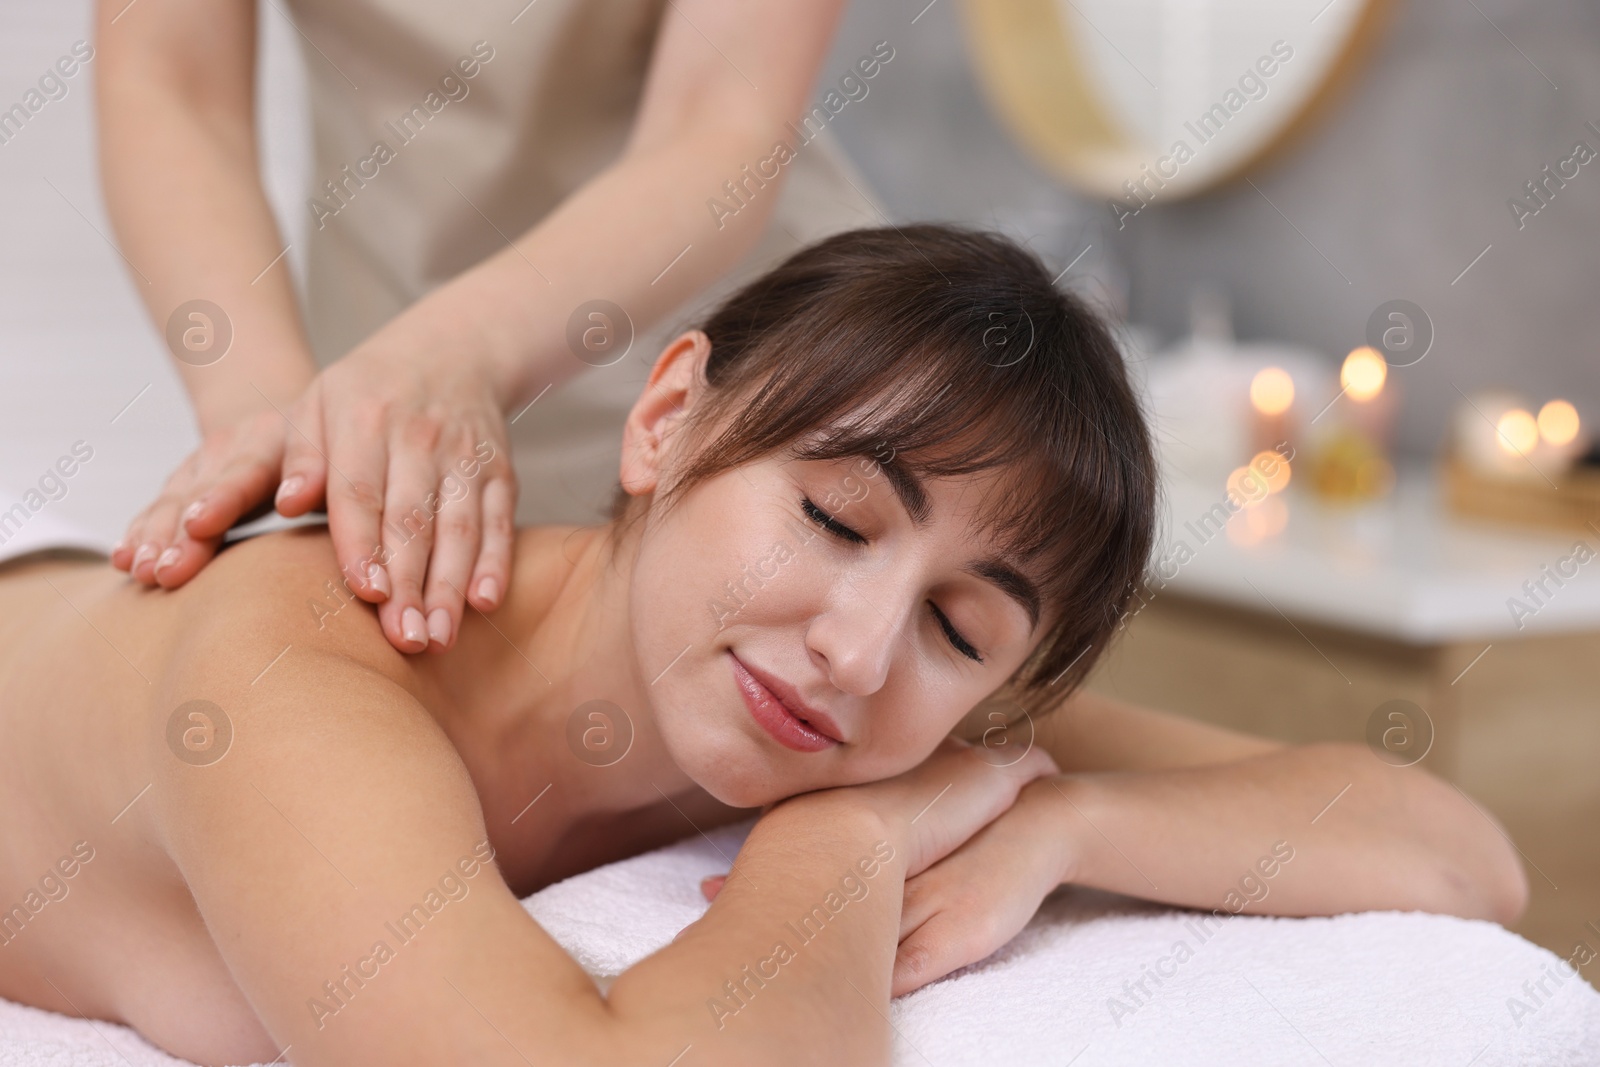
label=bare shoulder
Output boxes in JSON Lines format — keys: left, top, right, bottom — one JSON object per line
{"left": 146, "top": 524, "right": 466, "bottom": 828}
{"left": 136, "top": 547, "right": 557, "bottom": 1064}
{"left": 172, "top": 525, "right": 413, "bottom": 694}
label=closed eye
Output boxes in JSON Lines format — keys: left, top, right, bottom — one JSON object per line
{"left": 799, "top": 495, "right": 985, "bottom": 664}
{"left": 801, "top": 495, "right": 865, "bottom": 543}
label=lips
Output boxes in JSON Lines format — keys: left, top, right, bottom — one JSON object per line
{"left": 730, "top": 653, "right": 842, "bottom": 753}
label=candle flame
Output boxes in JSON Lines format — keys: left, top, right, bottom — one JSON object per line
{"left": 1495, "top": 408, "right": 1539, "bottom": 455}
{"left": 1538, "top": 399, "right": 1580, "bottom": 446}
{"left": 1250, "top": 367, "right": 1294, "bottom": 416}
{"left": 1340, "top": 347, "right": 1387, "bottom": 402}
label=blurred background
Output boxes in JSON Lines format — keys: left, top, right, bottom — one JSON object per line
{"left": 1, "top": 0, "right": 1596, "bottom": 969}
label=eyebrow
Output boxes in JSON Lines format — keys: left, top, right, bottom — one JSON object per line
{"left": 862, "top": 451, "right": 1042, "bottom": 632}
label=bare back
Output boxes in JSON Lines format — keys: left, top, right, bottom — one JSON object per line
{"left": 0, "top": 528, "right": 741, "bottom": 1065}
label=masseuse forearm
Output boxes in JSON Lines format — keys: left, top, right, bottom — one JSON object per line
{"left": 390, "top": 121, "right": 789, "bottom": 412}
{"left": 97, "top": 7, "right": 316, "bottom": 430}
{"left": 602, "top": 800, "right": 902, "bottom": 1066}
{"left": 1044, "top": 742, "right": 1529, "bottom": 925}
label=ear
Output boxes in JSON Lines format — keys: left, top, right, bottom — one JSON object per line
{"left": 619, "top": 329, "right": 711, "bottom": 498}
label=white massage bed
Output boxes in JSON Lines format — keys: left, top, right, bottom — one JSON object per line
{"left": 0, "top": 813, "right": 1596, "bottom": 1066}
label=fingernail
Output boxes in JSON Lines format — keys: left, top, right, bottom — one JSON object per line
{"left": 426, "top": 608, "right": 451, "bottom": 646}
{"left": 366, "top": 562, "right": 391, "bottom": 598}
{"left": 475, "top": 576, "right": 499, "bottom": 606}
{"left": 154, "top": 546, "right": 181, "bottom": 572}
{"left": 111, "top": 538, "right": 127, "bottom": 557}
{"left": 132, "top": 542, "right": 158, "bottom": 570}
{"left": 181, "top": 500, "right": 205, "bottom": 527}
{"left": 276, "top": 476, "right": 304, "bottom": 503}
{"left": 401, "top": 607, "right": 427, "bottom": 646}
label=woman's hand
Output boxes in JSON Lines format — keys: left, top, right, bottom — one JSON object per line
{"left": 889, "top": 774, "right": 1076, "bottom": 996}
{"left": 272, "top": 338, "right": 518, "bottom": 655}
{"left": 838, "top": 736, "right": 1061, "bottom": 880}
{"left": 112, "top": 407, "right": 288, "bottom": 587}
{"left": 700, "top": 739, "right": 1065, "bottom": 974}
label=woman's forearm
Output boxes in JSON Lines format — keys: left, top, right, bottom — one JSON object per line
{"left": 603, "top": 798, "right": 904, "bottom": 1066}
{"left": 1041, "top": 742, "right": 1529, "bottom": 925}
{"left": 96, "top": 4, "right": 316, "bottom": 431}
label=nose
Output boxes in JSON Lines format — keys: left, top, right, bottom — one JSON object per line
{"left": 806, "top": 573, "right": 917, "bottom": 697}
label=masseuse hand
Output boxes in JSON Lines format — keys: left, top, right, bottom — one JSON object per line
{"left": 701, "top": 737, "right": 1063, "bottom": 990}
{"left": 272, "top": 337, "right": 518, "bottom": 654}
{"left": 112, "top": 407, "right": 290, "bottom": 586}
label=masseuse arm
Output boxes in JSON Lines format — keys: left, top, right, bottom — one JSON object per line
{"left": 96, "top": 0, "right": 317, "bottom": 580}
{"left": 1032, "top": 690, "right": 1530, "bottom": 923}
{"left": 270, "top": 0, "right": 857, "bottom": 658}
{"left": 97, "top": 0, "right": 855, "bottom": 664}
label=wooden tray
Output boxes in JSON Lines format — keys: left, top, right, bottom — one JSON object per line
{"left": 1443, "top": 455, "right": 1600, "bottom": 535}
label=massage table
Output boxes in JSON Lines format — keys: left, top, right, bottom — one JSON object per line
{"left": 1, "top": 814, "right": 1596, "bottom": 1066}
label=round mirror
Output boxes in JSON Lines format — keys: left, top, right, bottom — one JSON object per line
{"left": 958, "top": 0, "right": 1392, "bottom": 203}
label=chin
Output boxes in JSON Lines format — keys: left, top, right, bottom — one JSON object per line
{"left": 657, "top": 697, "right": 786, "bottom": 809}
{"left": 678, "top": 730, "right": 784, "bottom": 809}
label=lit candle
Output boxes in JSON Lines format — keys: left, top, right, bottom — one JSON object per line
{"left": 1249, "top": 366, "right": 1295, "bottom": 455}
{"left": 1537, "top": 399, "right": 1585, "bottom": 467}
{"left": 1338, "top": 346, "right": 1397, "bottom": 445}
{"left": 1454, "top": 389, "right": 1542, "bottom": 480}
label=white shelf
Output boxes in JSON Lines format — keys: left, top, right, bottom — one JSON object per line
{"left": 1153, "top": 468, "right": 1600, "bottom": 644}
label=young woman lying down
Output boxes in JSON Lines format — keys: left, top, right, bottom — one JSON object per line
{"left": 0, "top": 225, "right": 1527, "bottom": 1066}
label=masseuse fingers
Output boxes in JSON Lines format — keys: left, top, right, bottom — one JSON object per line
{"left": 111, "top": 494, "right": 160, "bottom": 570}
{"left": 374, "top": 443, "right": 441, "bottom": 653}
{"left": 151, "top": 532, "right": 226, "bottom": 590}
{"left": 116, "top": 449, "right": 200, "bottom": 579}
{"left": 418, "top": 475, "right": 481, "bottom": 652}
{"left": 466, "top": 460, "right": 516, "bottom": 613}
{"left": 129, "top": 488, "right": 191, "bottom": 585}
{"left": 118, "top": 504, "right": 167, "bottom": 584}
{"left": 275, "top": 385, "right": 331, "bottom": 520}
{"left": 464, "top": 465, "right": 516, "bottom": 612}
{"left": 180, "top": 408, "right": 290, "bottom": 542}
{"left": 178, "top": 454, "right": 279, "bottom": 543}
{"left": 111, "top": 506, "right": 151, "bottom": 573}
{"left": 322, "top": 404, "right": 392, "bottom": 606}
{"left": 153, "top": 452, "right": 281, "bottom": 588}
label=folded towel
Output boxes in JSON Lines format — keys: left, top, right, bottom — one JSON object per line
{"left": 3, "top": 816, "right": 1595, "bottom": 1065}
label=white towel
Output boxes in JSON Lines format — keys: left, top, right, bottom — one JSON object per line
{"left": 2, "top": 816, "right": 1596, "bottom": 1065}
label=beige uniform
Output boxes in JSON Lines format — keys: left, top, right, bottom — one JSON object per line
{"left": 281, "top": 0, "right": 886, "bottom": 524}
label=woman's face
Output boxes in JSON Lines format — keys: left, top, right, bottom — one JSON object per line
{"left": 622, "top": 334, "right": 1049, "bottom": 809}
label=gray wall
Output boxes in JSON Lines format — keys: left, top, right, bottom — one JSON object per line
{"left": 821, "top": 0, "right": 1600, "bottom": 460}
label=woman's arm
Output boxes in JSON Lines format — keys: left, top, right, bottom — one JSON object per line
{"left": 1033, "top": 689, "right": 1528, "bottom": 922}
{"left": 1042, "top": 740, "right": 1530, "bottom": 925}
{"left": 884, "top": 691, "right": 1528, "bottom": 994}
{"left": 149, "top": 595, "right": 1050, "bottom": 1065}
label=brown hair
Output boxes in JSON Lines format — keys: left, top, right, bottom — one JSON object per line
{"left": 611, "top": 223, "right": 1156, "bottom": 715}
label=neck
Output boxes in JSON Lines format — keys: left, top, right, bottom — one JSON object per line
{"left": 413, "top": 519, "right": 704, "bottom": 826}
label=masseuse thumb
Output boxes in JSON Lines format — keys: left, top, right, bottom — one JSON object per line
{"left": 700, "top": 874, "right": 727, "bottom": 902}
